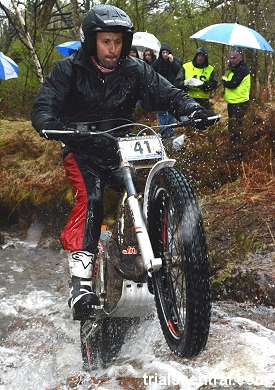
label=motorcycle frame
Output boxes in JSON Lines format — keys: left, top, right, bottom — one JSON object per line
{"left": 95, "top": 139, "right": 176, "bottom": 318}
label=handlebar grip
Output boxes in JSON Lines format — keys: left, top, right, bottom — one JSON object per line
{"left": 41, "top": 129, "right": 75, "bottom": 134}
{"left": 206, "top": 114, "right": 222, "bottom": 121}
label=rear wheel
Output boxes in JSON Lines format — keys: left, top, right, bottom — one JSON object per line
{"left": 81, "top": 317, "right": 137, "bottom": 370}
{"left": 147, "top": 167, "right": 211, "bottom": 358}
{"left": 80, "top": 248, "right": 135, "bottom": 370}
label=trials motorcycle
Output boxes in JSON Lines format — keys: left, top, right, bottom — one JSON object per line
{"left": 43, "top": 114, "right": 221, "bottom": 370}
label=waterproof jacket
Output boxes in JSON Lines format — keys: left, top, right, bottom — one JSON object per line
{"left": 222, "top": 60, "right": 251, "bottom": 104}
{"left": 152, "top": 42, "right": 182, "bottom": 85}
{"left": 175, "top": 47, "right": 217, "bottom": 98}
{"left": 31, "top": 48, "right": 201, "bottom": 158}
{"left": 129, "top": 45, "right": 140, "bottom": 58}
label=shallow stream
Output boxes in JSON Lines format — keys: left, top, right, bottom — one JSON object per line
{"left": 0, "top": 228, "right": 274, "bottom": 390}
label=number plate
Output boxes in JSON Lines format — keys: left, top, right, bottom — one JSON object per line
{"left": 118, "top": 135, "right": 163, "bottom": 161}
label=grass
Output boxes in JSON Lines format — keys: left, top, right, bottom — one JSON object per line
{"left": 0, "top": 120, "right": 72, "bottom": 224}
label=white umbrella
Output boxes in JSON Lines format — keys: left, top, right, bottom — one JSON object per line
{"left": 132, "top": 32, "right": 161, "bottom": 58}
{"left": 0, "top": 52, "right": 18, "bottom": 80}
{"left": 190, "top": 23, "right": 274, "bottom": 52}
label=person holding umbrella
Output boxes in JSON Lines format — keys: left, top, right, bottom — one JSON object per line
{"left": 222, "top": 49, "right": 251, "bottom": 156}
{"left": 31, "top": 4, "right": 218, "bottom": 321}
{"left": 175, "top": 47, "right": 217, "bottom": 110}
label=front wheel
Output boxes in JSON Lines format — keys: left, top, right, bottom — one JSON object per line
{"left": 147, "top": 167, "right": 211, "bottom": 358}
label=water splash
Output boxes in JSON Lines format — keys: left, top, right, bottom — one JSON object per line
{"left": 0, "top": 241, "right": 274, "bottom": 389}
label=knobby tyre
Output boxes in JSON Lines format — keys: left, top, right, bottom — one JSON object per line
{"left": 81, "top": 317, "right": 136, "bottom": 370}
{"left": 147, "top": 167, "right": 211, "bottom": 358}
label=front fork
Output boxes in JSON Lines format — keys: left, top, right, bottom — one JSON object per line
{"left": 120, "top": 162, "right": 162, "bottom": 274}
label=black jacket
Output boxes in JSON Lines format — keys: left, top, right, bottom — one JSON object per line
{"left": 152, "top": 42, "right": 182, "bottom": 86}
{"left": 129, "top": 45, "right": 140, "bottom": 58}
{"left": 31, "top": 48, "right": 201, "bottom": 156}
{"left": 222, "top": 60, "right": 250, "bottom": 89}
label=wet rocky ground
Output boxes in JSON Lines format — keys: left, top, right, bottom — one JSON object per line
{"left": 211, "top": 244, "right": 275, "bottom": 307}
{"left": 0, "top": 244, "right": 69, "bottom": 342}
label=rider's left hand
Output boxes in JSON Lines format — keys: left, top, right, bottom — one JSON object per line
{"left": 191, "top": 109, "right": 217, "bottom": 130}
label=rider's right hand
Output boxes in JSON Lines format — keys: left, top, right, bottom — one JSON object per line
{"left": 39, "top": 121, "right": 64, "bottom": 140}
{"left": 190, "top": 109, "right": 217, "bottom": 130}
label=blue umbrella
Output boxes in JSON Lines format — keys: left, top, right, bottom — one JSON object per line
{"left": 55, "top": 41, "right": 81, "bottom": 56}
{"left": 0, "top": 52, "right": 18, "bottom": 80}
{"left": 190, "top": 23, "right": 274, "bottom": 52}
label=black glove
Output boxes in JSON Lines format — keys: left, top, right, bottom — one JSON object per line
{"left": 197, "top": 82, "right": 207, "bottom": 90}
{"left": 191, "top": 110, "right": 217, "bottom": 130}
{"left": 39, "top": 121, "right": 64, "bottom": 140}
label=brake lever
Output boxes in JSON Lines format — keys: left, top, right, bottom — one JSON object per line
{"left": 178, "top": 114, "right": 221, "bottom": 127}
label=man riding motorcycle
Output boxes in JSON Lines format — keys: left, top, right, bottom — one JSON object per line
{"left": 31, "top": 4, "right": 218, "bottom": 320}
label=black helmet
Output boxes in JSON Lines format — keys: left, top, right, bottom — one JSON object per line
{"left": 81, "top": 4, "right": 134, "bottom": 57}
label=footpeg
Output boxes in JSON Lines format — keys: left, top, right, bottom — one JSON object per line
{"left": 72, "top": 305, "right": 103, "bottom": 321}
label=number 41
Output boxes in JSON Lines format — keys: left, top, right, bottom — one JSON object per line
{"left": 134, "top": 140, "right": 151, "bottom": 154}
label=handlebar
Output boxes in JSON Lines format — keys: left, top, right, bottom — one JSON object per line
{"left": 40, "top": 114, "right": 222, "bottom": 137}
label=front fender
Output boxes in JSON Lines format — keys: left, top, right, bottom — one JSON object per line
{"left": 143, "top": 158, "right": 175, "bottom": 221}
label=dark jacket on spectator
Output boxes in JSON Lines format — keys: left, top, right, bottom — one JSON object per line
{"left": 152, "top": 42, "right": 182, "bottom": 86}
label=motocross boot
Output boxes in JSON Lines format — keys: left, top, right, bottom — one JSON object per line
{"left": 68, "top": 251, "right": 100, "bottom": 320}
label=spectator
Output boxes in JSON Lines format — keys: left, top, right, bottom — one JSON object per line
{"left": 129, "top": 46, "right": 142, "bottom": 113}
{"left": 143, "top": 48, "right": 156, "bottom": 67}
{"left": 142, "top": 48, "right": 158, "bottom": 121}
{"left": 222, "top": 49, "right": 250, "bottom": 155}
{"left": 31, "top": 4, "right": 217, "bottom": 321}
{"left": 129, "top": 45, "right": 140, "bottom": 58}
{"left": 153, "top": 42, "right": 182, "bottom": 137}
{"left": 175, "top": 47, "right": 217, "bottom": 110}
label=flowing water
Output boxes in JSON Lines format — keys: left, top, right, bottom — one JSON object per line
{"left": 0, "top": 227, "right": 275, "bottom": 390}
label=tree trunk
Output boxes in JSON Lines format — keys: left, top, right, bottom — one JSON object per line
{"left": 267, "top": 53, "right": 274, "bottom": 101}
{"left": 11, "top": 0, "right": 44, "bottom": 83}
{"left": 70, "top": 0, "right": 82, "bottom": 37}
{"left": 39, "top": 0, "right": 55, "bottom": 30}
